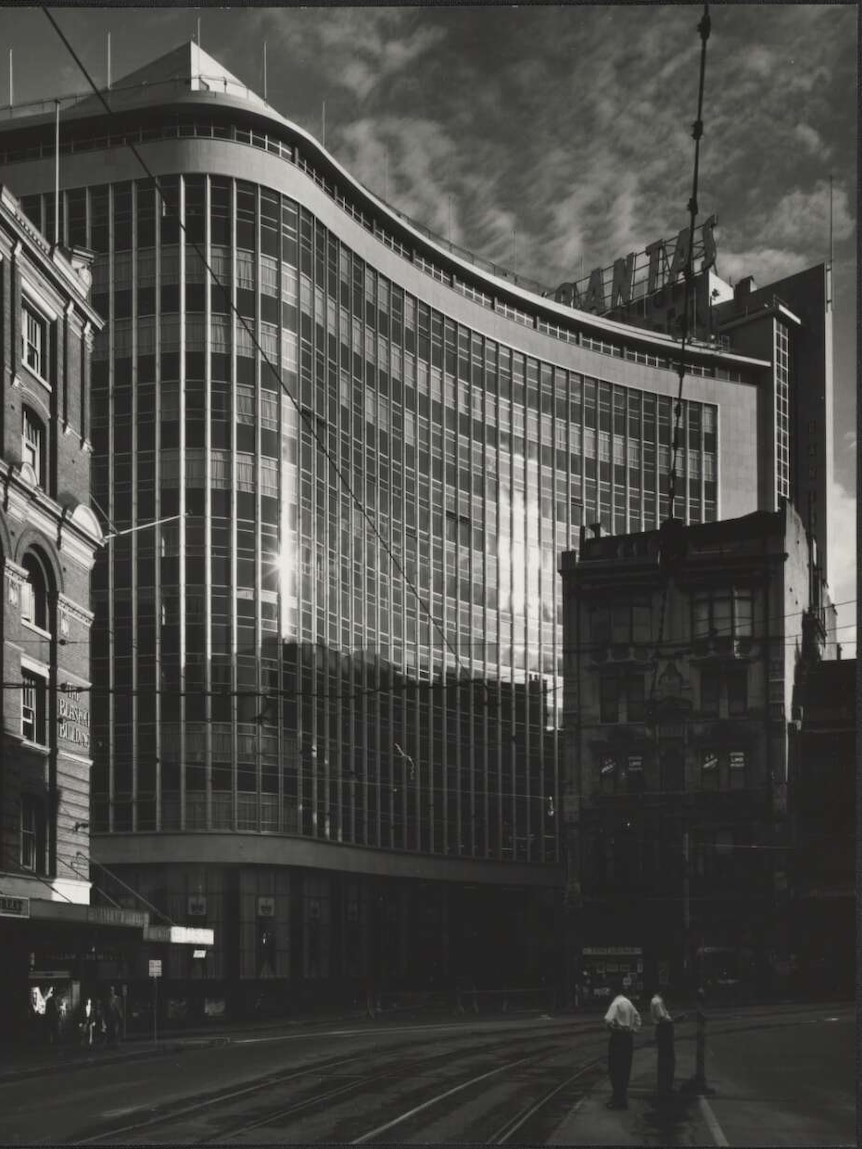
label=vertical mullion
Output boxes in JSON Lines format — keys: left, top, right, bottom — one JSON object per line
{"left": 204, "top": 174, "right": 213, "bottom": 832}
{"left": 229, "top": 177, "right": 239, "bottom": 832}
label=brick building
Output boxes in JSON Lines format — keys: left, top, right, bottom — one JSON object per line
{"left": 0, "top": 185, "right": 149, "bottom": 1041}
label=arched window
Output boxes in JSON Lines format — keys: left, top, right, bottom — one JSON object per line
{"left": 22, "top": 407, "right": 47, "bottom": 487}
{"left": 21, "top": 551, "right": 51, "bottom": 633}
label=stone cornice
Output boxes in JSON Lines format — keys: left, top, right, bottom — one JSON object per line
{"left": 57, "top": 592, "right": 94, "bottom": 628}
{"left": 4, "top": 557, "right": 27, "bottom": 583}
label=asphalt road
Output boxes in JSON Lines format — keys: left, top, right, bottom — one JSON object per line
{"left": 0, "top": 1004, "right": 853, "bottom": 1145}
{"left": 698, "top": 1005, "right": 856, "bottom": 1146}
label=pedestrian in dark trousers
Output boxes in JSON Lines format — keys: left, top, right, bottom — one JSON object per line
{"left": 603, "top": 978, "right": 641, "bottom": 1109}
{"left": 650, "top": 989, "right": 682, "bottom": 1100}
{"left": 106, "top": 986, "right": 123, "bottom": 1045}
{"left": 44, "top": 990, "right": 59, "bottom": 1046}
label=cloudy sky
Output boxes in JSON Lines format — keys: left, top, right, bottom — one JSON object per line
{"left": 2, "top": 4, "right": 857, "bottom": 653}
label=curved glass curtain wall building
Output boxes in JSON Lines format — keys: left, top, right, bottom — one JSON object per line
{"left": 0, "top": 44, "right": 768, "bottom": 995}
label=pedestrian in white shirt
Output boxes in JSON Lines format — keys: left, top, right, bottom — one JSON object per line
{"left": 650, "top": 989, "right": 681, "bottom": 1100}
{"left": 603, "top": 978, "right": 641, "bottom": 1109}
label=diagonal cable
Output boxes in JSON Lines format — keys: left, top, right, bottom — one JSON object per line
{"left": 649, "top": 1, "right": 711, "bottom": 710}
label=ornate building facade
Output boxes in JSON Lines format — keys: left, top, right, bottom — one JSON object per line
{"left": 560, "top": 504, "right": 833, "bottom": 999}
{"left": 0, "top": 184, "right": 137, "bottom": 1038}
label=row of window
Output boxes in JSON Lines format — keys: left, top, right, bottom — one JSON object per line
{"left": 597, "top": 668, "right": 749, "bottom": 723}
{"left": 588, "top": 821, "right": 765, "bottom": 890}
{"left": 17, "top": 139, "right": 750, "bottom": 387}
{"left": 596, "top": 748, "right": 750, "bottom": 795}
{"left": 589, "top": 590, "right": 754, "bottom": 647}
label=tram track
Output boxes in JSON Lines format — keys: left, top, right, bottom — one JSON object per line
{"left": 62, "top": 1008, "right": 850, "bottom": 1146}
{"left": 346, "top": 1035, "right": 608, "bottom": 1145}
{"left": 71, "top": 1028, "right": 574, "bottom": 1145}
{"left": 485, "top": 1054, "right": 606, "bottom": 1144}
{"left": 70, "top": 1051, "right": 362, "bottom": 1145}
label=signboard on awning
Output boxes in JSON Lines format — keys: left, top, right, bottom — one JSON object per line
{"left": 0, "top": 894, "right": 30, "bottom": 918}
{"left": 144, "top": 925, "right": 214, "bottom": 946}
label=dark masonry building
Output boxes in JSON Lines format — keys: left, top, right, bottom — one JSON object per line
{"left": 559, "top": 503, "right": 835, "bottom": 1002}
{"left": 787, "top": 656, "right": 855, "bottom": 998}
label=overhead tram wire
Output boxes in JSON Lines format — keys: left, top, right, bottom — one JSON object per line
{"left": 40, "top": 8, "right": 473, "bottom": 689}
{"left": 648, "top": 0, "right": 711, "bottom": 710}
{"left": 6, "top": 609, "right": 856, "bottom": 694}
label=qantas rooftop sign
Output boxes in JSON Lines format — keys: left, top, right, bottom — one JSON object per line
{"left": 551, "top": 216, "right": 717, "bottom": 315}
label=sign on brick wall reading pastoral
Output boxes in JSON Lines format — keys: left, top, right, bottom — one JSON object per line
{"left": 58, "top": 689, "right": 90, "bottom": 750}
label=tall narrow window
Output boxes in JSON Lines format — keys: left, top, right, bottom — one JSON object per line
{"left": 728, "top": 749, "right": 747, "bottom": 790}
{"left": 625, "top": 675, "right": 645, "bottom": 722}
{"left": 21, "top": 670, "right": 47, "bottom": 745}
{"left": 660, "top": 748, "right": 685, "bottom": 793}
{"left": 727, "top": 669, "right": 748, "bottom": 716}
{"left": 20, "top": 552, "right": 50, "bottom": 632}
{"left": 599, "top": 676, "right": 620, "bottom": 723}
{"left": 22, "top": 302, "right": 48, "bottom": 380}
{"left": 20, "top": 794, "right": 47, "bottom": 873}
{"left": 599, "top": 754, "right": 618, "bottom": 794}
{"left": 22, "top": 408, "right": 46, "bottom": 486}
{"left": 700, "top": 669, "right": 720, "bottom": 716}
{"left": 701, "top": 750, "right": 719, "bottom": 790}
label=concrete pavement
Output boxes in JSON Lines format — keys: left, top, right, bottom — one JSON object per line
{"left": 548, "top": 1045, "right": 727, "bottom": 1147}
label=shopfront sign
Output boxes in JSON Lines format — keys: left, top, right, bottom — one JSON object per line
{"left": 58, "top": 689, "right": 91, "bottom": 751}
{"left": 0, "top": 894, "right": 30, "bottom": 918}
{"left": 144, "top": 924, "right": 214, "bottom": 945}
{"left": 582, "top": 946, "right": 643, "bottom": 956}
{"left": 86, "top": 906, "right": 148, "bottom": 928}
{"left": 551, "top": 216, "right": 717, "bottom": 315}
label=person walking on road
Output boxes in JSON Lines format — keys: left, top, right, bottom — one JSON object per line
{"left": 650, "top": 989, "right": 682, "bottom": 1100}
{"left": 604, "top": 977, "right": 641, "bottom": 1109}
{"left": 44, "top": 989, "right": 59, "bottom": 1046}
{"left": 106, "top": 986, "right": 123, "bottom": 1045}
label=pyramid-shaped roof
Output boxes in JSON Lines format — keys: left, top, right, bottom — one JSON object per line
{"left": 67, "top": 41, "right": 269, "bottom": 119}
